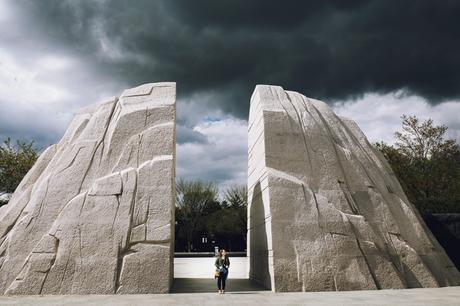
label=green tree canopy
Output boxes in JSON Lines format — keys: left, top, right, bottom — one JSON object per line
{"left": 224, "top": 185, "right": 247, "bottom": 242}
{"left": 207, "top": 185, "right": 248, "bottom": 250}
{"left": 394, "top": 115, "right": 457, "bottom": 159}
{"left": 376, "top": 115, "right": 460, "bottom": 214}
{"left": 175, "top": 178, "right": 219, "bottom": 252}
{"left": 0, "top": 138, "right": 39, "bottom": 195}
{"left": 174, "top": 180, "right": 248, "bottom": 252}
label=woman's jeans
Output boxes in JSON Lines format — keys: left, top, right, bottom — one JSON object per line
{"left": 217, "top": 269, "right": 228, "bottom": 290}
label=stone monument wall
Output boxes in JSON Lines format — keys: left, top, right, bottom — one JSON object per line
{"left": 0, "top": 82, "right": 176, "bottom": 294}
{"left": 247, "top": 85, "right": 460, "bottom": 292}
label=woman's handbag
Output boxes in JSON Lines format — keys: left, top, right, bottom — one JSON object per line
{"left": 214, "top": 269, "right": 220, "bottom": 278}
{"left": 219, "top": 266, "right": 228, "bottom": 274}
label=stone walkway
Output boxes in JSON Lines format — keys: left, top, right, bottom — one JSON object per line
{"left": 171, "top": 278, "right": 266, "bottom": 293}
{"left": 1, "top": 258, "right": 459, "bottom": 305}
{"left": 0, "top": 286, "right": 459, "bottom": 306}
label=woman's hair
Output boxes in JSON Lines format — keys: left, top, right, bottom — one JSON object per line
{"left": 219, "top": 249, "right": 226, "bottom": 256}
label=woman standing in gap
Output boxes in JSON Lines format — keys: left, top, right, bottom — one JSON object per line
{"left": 215, "top": 249, "right": 230, "bottom": 294}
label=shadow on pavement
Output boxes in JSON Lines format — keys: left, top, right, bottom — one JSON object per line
{"left": 171, "top": 278, "right": 269, "bottom": 293}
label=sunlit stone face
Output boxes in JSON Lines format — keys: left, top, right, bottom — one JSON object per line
{"left": 247, "top": 85, "right": 460, "bottom": 292}
{"left": 0, "top": 83, "right": 176, "bottom": 294}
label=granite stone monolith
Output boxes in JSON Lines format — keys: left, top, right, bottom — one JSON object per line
{"left": 247, "top": 85, "right": 460, "bottom": 292}
{"left": 0, "top": 82, "right": 176, "bottom": 294}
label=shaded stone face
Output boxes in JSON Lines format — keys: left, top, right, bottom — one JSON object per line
{"left": 0, "top": 83, "right": 176, "bottom": 294}
{"left": 247, "top": 85, "right": 460, "bottom": 292}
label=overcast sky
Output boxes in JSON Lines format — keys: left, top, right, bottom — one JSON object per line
{"left": 1, "top": 0, "right": 460, "bottom": 190}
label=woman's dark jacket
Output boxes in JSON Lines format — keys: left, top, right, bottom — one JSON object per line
{"left": 215, "top": 256, "right": 230, "bottom": 270}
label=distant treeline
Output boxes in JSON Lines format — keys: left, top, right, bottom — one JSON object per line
{"left": 175, "top": 179, "right": 247, "bottom": 252}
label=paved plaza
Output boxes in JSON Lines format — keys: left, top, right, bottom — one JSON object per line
{"left": 0, "top": 286, "right": 459, "bottom": 306}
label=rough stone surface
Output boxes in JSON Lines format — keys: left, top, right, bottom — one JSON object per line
{"left": 0, "top": 82, "right": 176, "bottom": 294}
{"left": 247, "top": 85, "right": 460, "bottom": 292}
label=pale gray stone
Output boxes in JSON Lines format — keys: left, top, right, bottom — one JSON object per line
{"left": 247, "top": 85, "right": 460, "bottom": 292}
{"left": 0, "top": 83, "right": 176, "bottom": 294}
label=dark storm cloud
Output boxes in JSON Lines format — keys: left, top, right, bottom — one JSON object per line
{"left": 2, "top": 0, "right": 460, "bottom": 189}
{"left": 13, "top": 0, "right": 460, "bottom": 119}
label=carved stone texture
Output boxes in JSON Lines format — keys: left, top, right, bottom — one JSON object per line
{"left": 0, "top": 82, "right": 176, "bottom": 294}
{"left": 247, "top": 85, "right": 460, "bottom": 292}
